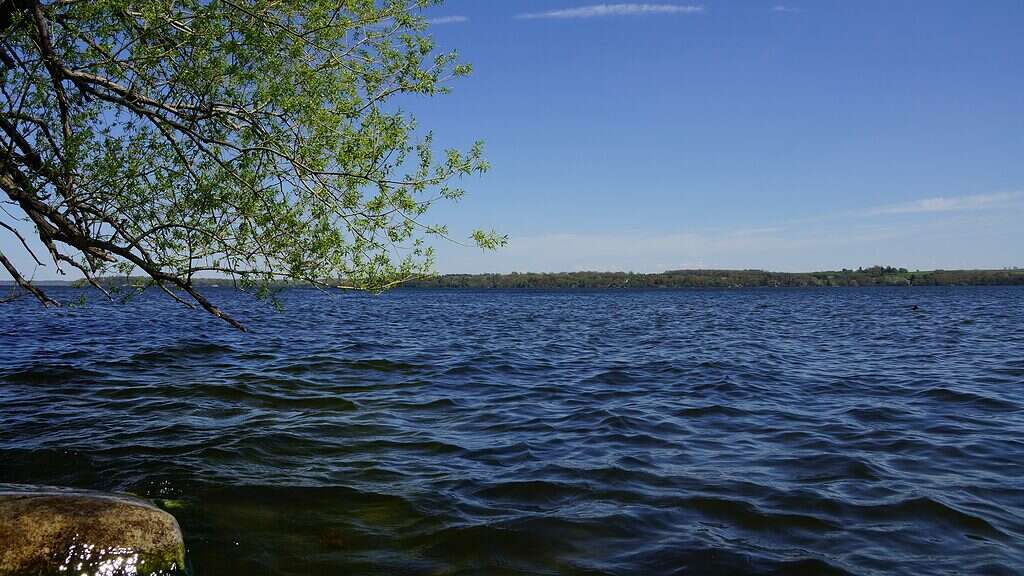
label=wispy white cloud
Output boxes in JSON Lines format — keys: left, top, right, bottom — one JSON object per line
{"left": 427, "top": 15, "right": 469, "bottom": 25}
{"left": 771, "top": 5, "right": 800, "bottom": 13}
{"left": 434, "top": 190, "right": 1024, "bottom": 273}
{"left": 438, "top": 210, "right": 1024, "bottom": 274}
{"left": 867, "top": 192, "right": 1024, "bottom": 216}
{"left": 517, "top": 3, "right": 704, "bottom": 20}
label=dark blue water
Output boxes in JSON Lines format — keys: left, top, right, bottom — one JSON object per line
{"left": 2, "top": 287, "right": 1023, "bottom": 575}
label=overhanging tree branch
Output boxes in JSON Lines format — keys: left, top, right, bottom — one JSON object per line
{"left": 0, "top": 0, "right": 505, "bottom": 330}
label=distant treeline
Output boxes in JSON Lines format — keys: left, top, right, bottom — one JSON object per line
{"left": 11, "top": 267, "right": 1024, "bottom": 290}
{"left": 402, "top": 267, "right": 1024, "bottom": 289}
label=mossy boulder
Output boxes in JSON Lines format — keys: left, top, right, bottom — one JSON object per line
{"left": 0, "top": 484, "right": 185, "bottom": 576}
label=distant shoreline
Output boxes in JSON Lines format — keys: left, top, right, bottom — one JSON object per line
{"left": 403, "top": 268, "right": 1024, "bottom": 289}
{"left": 6, "top": 267, "right": 1024, "bottom": 289}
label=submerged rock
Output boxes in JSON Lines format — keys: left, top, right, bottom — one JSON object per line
{"left": 0, "top": 484, "right": 185, "bottom": 576}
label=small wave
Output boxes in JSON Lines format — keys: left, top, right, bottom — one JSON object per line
{"left": 0, "top": 364, "right": 104, "bottom": 384}
{"left": 768, "top": 453, "right": 882, "bottom": 482}
{"left": 594, "top": 413, "right": 654, "bottom": 433}
{"left": 271, "top": 356, "right": 424, "bottom": 374}
{"left": 579, "top": 368, "right": 640, "bottom": 386}
{"left": 349, "top": 437, "right": 466, "bottom": 456}
{"left": 841, "top": 405, "right": 912, "bottom": 424}
{"left": 462, "top": 442, "right": 534, "bottom": 466}
{"left": 684, "top": 496, "right": 841, "bottom": 532}
{"left": 915, "top": 387, "right": 1020, "bottom": 411}
{"left": 857, "top": 496, "right": 1009, "bottom": 539}
{"left": 675, "top": 404, "right": 749, "bottom": 418}
{"left": 473, "top": 479, "right": 589, "bottom": 507}
{"left": 343, "top": 358, "right": 423, "bottom": 372}
{"left": 615, "top": 544, "right": 854, "bottom": 576}
{"left": 439, "top": 364, "right": 489, "bottom": 376}
{"left": 186, "top": 381, "right": 359, "bottom": 411}
{"left": 388, "top": 397, "right": 461, "bottom": 411}
{"left": 128, "top": 340, "right": 236, "bottom": 363}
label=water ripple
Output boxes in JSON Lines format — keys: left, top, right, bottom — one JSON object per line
{"left": 2, "top": 286, "right": 1023, "bottom": 575}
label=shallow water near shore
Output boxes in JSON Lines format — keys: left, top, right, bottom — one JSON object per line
{"left": 2, "top": 286, "right": 1023, "bottom": 575}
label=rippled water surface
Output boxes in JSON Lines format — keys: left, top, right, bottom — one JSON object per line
{"left": 2, "top": 287, "right": 1023, "bottom": 575}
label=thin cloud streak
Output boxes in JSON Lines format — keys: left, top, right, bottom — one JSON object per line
{"left": 517, "top": 4, "right": 704, "bottom": 20}
{"left": 427, "top": 15, "right": 469, "bottom": 25}
{"left": 867, "top": 192, "right": 1024, "bottom": 216}
{"left": 436, "top": 190, "right": 1024, "bottom": 273}
{"left": 438, "top": 212, "right": 1023, "bottom": 274}
{"left": 771, "top": 5, "right": 800, "bottom": 13}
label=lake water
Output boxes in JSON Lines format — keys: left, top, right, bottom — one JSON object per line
{"left": 2, "top": 287, "right": 1023, "bottom": 575}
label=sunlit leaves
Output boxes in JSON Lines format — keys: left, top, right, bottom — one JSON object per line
{"left": 1, "top": 0, "right": 503, "bottom": 320}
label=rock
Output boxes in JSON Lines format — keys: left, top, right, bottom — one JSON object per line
{"left": 0, "top": 484, "right": 186, "bottom": 576}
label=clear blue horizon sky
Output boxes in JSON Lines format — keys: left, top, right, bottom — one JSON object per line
{"left": 3, "top": 1, "right": 1022, "bottom": 279}
{"left": 419, "top": 1, "right": 1024, "bottom": 273}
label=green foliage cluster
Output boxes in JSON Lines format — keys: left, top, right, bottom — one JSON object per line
{"left": 1, "top": 0, "right": 503, "bottom": 328}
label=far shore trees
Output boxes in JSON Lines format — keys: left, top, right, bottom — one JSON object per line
{"left": 0, "top": 0, "right": 503, "bottom": 329}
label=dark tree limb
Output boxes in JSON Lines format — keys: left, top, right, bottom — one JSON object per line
{"left": 0, "top": 248, "right": 58, "bottom": 306}
{"left": 0, "top": 0, "right": 497, "bottom": 330}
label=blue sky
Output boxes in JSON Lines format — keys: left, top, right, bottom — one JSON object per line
{"left": 415, "top": 1, "right": 1024, "bottom": 272}
{"left": 3, "top": 1, "right": 1022, "bottom": 279}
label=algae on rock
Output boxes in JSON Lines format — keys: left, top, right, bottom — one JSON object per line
{"left": 0, "top": 484, "right": 186, "bottom": 576}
